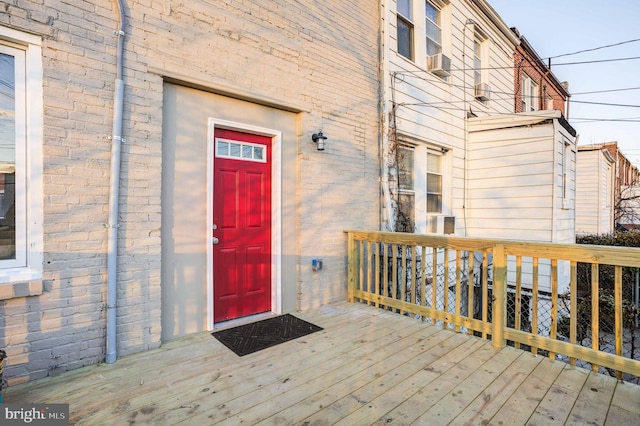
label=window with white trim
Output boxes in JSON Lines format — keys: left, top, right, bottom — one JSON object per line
{"left": 425, "top": 1, "right": 442, "bottom": 57}
{"left": 0, "top": 27, "right": 43, "bottom": 286}
{"left": 397, "top": 144, "right": 415, "bottom": 232}
{"left": 397, "top": 0, "right": 414, "bottom": 61}
{"left": 421, "top": 147, "right": 453, "bottom": 234}
{"left": 561, "top": 138, "right": 573, "bottom": 209}
{"left": 521, "top": 73, "right": 538, "bottom": 112}
{"left": 398, "top": 141, "right": 452, "bottom": 234}
{"left": 546, "top": 94, "right": 554, "bottom": 110}
{"left": 473, "top": 36, "right": 483, "bottom": 87}
{"left": 426, "top": 151, "right": 442, "bottom": 215}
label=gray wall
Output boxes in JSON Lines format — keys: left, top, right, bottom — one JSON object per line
{"left": 161, "top": 83, "right": 299, "bottom": 340}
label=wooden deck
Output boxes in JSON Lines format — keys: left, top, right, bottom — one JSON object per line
{"left": 5, "top": 303, "right": 640, "bottom": 425}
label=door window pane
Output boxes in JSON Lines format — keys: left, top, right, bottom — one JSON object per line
{"left": 254, "top": 146, "right": 264, "bottom": 160}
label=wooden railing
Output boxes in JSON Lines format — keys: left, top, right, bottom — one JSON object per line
{"left": 345, "top": 230, "right": 640, "bottom": 380}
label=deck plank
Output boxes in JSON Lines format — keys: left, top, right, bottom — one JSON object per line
{"left": 409, "top": 346, "right": 523, "bottom": 424}
{"left": 316, "top": 332, "right": 475, "bottom": 426}
{"left": 609, "top": 379, "right": 640, "bottom": 415}
{"left": 255, "top": 332, "right": 483, "bottom": 426}
{"left": 374, "top": 340, "right": 500, "bottom": 425}
{"left": 488, "top": 355, "right": 566, "bottom": 425}
{"left": 191, "top": 320, "right": 439, "bottom": 425}
{"left": 77, "top": 305, "right": 415, "bottom": 424}
{"left": 451, "top": 349, "right": 544, "bottom": 424}
{"left": 3, "top": 302, "right": 639, "bottom": 426}
{"left": 567, "top": 371, "right": 617, "bottom": 426}
{"left": 222, "top": 328, "right": 462, "bottom": 425}
{"left": 526, "top": 366, "right": 590, "bottom": 425}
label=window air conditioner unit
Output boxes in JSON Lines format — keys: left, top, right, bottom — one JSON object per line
{"left": 474, "top": 83, "right": 491, "bottom": 101}
{"left": 427, "top": 53, "right": 451, "bottom": 77}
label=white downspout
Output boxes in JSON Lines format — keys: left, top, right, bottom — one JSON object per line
{"left": 106, "top": 0, "right": 126, "bottom": 364}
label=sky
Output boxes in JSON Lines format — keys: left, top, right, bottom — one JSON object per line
{"left": 489, "top": 0, "right": 640, "bottom": 166}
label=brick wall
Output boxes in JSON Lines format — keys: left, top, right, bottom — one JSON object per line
{"left": 0, "top": 0, "right": 380, "bottom": 384}
{"left": 514, "top": 45, "right": 567, "bottom": 115}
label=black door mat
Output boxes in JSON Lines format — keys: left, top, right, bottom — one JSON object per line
{"left": 212, "top": 314, "right": 323, "bottom": 356}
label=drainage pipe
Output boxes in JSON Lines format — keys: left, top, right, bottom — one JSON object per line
{"left": 106, "top": 0, "right": 126, "bottom": 364}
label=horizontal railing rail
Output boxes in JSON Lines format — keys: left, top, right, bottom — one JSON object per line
{"left": 345, "top": 230, "right": 640, "bottom": 382}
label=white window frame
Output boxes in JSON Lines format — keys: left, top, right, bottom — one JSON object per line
{"left": 0, "top": 26, "right": 43, "bottom": 287}
{"left": 546, "top": 94, "right": 554, "bottom": 110}
{"left": 396, "top": 0, "right": 414, "bottom": 61}
{"left": 522, "top": 73, "right": 538, "bottom": 112}
{"left": 561, "top": 138, "right": 574, "bottom": 210}
{"left": 473, "top": 32, "right": 489, "bottom": 86}
{"left": 414, "top": 144, "right": 452, "bottom": 234}
{"left": 397, "top": 143, "right": 416, "bottom": 231}
{"left": 425, "top": 0, "right": 442, "bottom": 58}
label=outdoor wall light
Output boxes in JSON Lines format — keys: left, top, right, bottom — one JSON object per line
{"left": 312, "top": 131, "right": 327, "bottom": 151}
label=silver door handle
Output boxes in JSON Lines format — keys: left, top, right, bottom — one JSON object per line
{"left": 212, "top": 237, "right": 220, "bottom": 245}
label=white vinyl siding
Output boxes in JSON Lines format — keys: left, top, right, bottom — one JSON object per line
{"left": 386, "top": 0, "right": 519, "bottom": 235}
{"left": 467, "top": 114, "right": 575, "bottom": 245}
{"left": 575, "top": 149, "right": 615, "bottom": 235}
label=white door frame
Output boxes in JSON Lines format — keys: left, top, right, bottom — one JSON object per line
{"left": 207, "top": 118, "right": 283, "bottom": 328}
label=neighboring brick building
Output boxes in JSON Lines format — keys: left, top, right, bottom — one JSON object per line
{"left": 0, "top": 0, "right": 380, "bottom": 384}
{"left": 512, "top": 28, "right": 570, "bottom": 116}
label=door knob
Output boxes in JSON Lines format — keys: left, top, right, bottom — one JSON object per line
{"left": 212, "top": 237, "right": 220, "bottom": 245}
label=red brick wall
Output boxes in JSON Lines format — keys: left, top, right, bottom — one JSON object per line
{"left": 513, "top": 46, "right": 567, "bottom": 115}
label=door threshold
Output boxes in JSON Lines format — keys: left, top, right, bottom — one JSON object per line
{"left": 213, "top": 311, "right": 277, "bottom": 331}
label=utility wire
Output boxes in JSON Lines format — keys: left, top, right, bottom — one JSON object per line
{"left": 546, "top": 38, "right": 640, "bottom": 60}
{"left": 393, "top": 55, "right": 640, "bottom": 74}
{"left": 552, "top": 56, "right": 640, "bottom": 66}
{"left": 393, "top": 73, "right": 640, "bottom": 106}
{"left": 571, "top": 86, "right": 640, "bottom": 96}
{"left": 571, "top": 100, "right": 640, "bottom": 108}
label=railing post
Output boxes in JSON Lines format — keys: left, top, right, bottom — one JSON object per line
{"left": 492, "top": 243, "right": 507, "bottom": 348}
{"left": 347, "top": 232, "right": 356, "bottom": 303}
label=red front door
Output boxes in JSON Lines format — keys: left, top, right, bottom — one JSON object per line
{"left": 213, "top": 128, "right": 272, "bottom": 322}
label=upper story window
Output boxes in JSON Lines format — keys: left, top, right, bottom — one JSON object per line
{"left": 546, "top": 94, "right": 554, "bottom": 110}
{"left": 473, "top": 38, "right": 482, "bottom": 86}
{"left": 0, "top": 26, "right": 43, "bottom": 286}
{"left": 425, "top": 1, "right": 442, "bottom": 57}
{"left": 522, "top": 73, "right": 538, "bottom": 112}
{"left": 472, "top": 30, "right": 490, "bottom": 103}
{"left": 397, "top": 0, "right": 414, "bottom": 61}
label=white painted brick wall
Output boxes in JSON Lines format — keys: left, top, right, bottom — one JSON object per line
{"left": 2, "top": 0, "right": 380, "bottom": 384}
